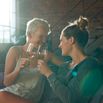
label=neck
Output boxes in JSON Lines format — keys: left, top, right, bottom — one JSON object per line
{"left": 70, "top": 48, "right": 87, "bottom": 66}
{"left": 22, "top": 42, "right": 29, "bottom": 52}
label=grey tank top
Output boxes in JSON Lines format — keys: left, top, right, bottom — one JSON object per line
{"left": 1, "top": 46, "right": 45, "bottom": 102}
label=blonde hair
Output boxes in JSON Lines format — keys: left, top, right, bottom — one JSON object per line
{"left": 26, "top": 18, "right": 51, "bottom": 36}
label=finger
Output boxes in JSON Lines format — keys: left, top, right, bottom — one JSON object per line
{"left": 21, "top": 58, "right": 29, "bottom": 61}
{"left": 21, "top": 61, "right": 27, "bottom": 65}
{"left": 20, "top": 64, "right": 25, "bottom": 68}
{"left": 38, "top": 59, "right": 44, "bottom": 64}
{"left": 37, "top": 65, "right": 40, "bottom": 70}
{"left": 37, "top": 65, "right": 41, "bottom": 71}
{"left": 37, "top": 62, "right": 43, "bottom": 67}
{"left": 30, "top": 55, "right": 35, "bottom": 58}
{"left": 38, "top": 59, "right": 42, "bottom": 62}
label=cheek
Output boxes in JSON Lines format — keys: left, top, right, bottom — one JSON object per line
{"left": 30, "top": 38, "right": 37, "bottom": 43}
{"left": 62, "top": 47, "right": 69, "bottom": 55}
{"left": 31, "top": 35, "right": 39, "bottom": 42}
{"left": 61, "top": 42, "right": 69, "bottom": 55}
{"left": 33, "top": 35, "right": 45, "bottom": 43}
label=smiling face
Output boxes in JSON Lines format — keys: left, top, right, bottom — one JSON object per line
{"left": 59, "top": 31, "right": 74, "bottom": 56}
{"left": 28, "top": 26, "right": 48, "bottom": 48}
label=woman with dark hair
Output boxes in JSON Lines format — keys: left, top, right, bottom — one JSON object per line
{"left": 38, "top": 16, "right": 103, "bottom": 103}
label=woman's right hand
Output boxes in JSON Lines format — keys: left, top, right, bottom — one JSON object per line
{"left": 15, "top": 57, "right": 29, "bottom": 70}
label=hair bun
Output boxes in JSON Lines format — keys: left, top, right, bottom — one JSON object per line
{"left": 77, "top": 16, "right": 88, "bottom": 30}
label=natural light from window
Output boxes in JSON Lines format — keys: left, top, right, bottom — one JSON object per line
{"left": 0, "top": 0, "right": 16, "bottom": 43}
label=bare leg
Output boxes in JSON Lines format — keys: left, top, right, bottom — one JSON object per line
{"left": 0, "top": 91, "right": 33, "bottom": 103}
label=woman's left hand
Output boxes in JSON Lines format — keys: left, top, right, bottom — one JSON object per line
{"left": 37, "top": 60, "right": 53, "bottom": 77}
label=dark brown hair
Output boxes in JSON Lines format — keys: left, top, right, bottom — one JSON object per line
{"left": 62, "top": 16, "right": 89, "bottom": 49}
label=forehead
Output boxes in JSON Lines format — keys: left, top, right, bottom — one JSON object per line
{"left": 34, "top": 26, "right": 48, "bottom": 35}
{"left": 60, "top": 31, "right": 65, "bottom": 40}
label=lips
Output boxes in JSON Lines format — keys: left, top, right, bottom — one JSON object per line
{"left": 34, "top": 42, "right": 42, "bottom": 48}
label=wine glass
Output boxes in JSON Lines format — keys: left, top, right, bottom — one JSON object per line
{"left": 26, "top": 43, "right": 36, "bottom": 58}
{"left": 26, "top": 43, "right": 45, "bottom": 68}
{"left": 37, "top": 45, "right": 48, "bottom": 61}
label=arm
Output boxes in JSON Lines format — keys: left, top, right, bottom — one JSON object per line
{"left": 38, "top": 60, "right": 76, "bottom": 103}
{"left": 48, "top": 68, "right": 103, "bottom": 103}
{"left": 38, "top": 60, "right": 103, "bottom": 103}
{"left": 3, "top": 46, "right": 26, "bottom": 86}
{"left": 47, "top": 52, "right": 63, "bottom": 65}
{"left": 80, "top": 68, "right": 103, "bottom": 97}
{"left": 47, "top": 73, "right": 74, "bottom": 103}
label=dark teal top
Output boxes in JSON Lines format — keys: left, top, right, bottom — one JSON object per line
{"left": 47, "top": 57, "right": 103, "bottom": 103}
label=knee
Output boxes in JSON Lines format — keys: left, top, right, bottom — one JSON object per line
{"left": 0, "top": 91, "right": 8, "bottom": 99}
{"left": 0, "top": 91, "right": 8, "bottom": 103}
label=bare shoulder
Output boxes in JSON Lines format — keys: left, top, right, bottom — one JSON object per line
{"left": 8, "top": 46, "right": 18, "bottom": 54}
{"left": 7, "top": 46, "right": 21, "bottom": 60}
{"left": 9, "top": 46, "right": 19, "bottom": 51}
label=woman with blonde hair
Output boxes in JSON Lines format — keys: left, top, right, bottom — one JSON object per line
{"left": 0, "top": 18, "right": 50, "bottom": 103}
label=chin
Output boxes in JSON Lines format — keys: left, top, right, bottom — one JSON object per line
{"left": 36, "top": 42, "right": 41, "bottom": 47}
{"left": 32, "top": 44, "right": 39, "bottom": 49}
{"left": 62, "top": 51, "right": 68, "bottom": 56}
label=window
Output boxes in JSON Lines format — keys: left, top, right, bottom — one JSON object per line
{"left": 0, "top": 0, "right": 16, "bottom": 43}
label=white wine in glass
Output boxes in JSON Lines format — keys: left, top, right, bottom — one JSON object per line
{"left": 37, "top": 45, "right": 47, "bottom": 61}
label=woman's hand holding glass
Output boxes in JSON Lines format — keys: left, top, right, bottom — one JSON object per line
{"left": 16, "top": 43, "right": 37, "bottom": 70}
{"left": 26, "top": 43, "right": 38, "bottom": 68}
{"left": 16, "top": 43, "right": 49, "bottom": 69}
{"left": 37, "top": 60, "right": 52, "bottom": 77}
{"left": 15, "top": 57, "right": 29, "bottom": 71}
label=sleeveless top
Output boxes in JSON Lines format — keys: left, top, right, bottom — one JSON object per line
{"left": 0, "top": 46, "right": 46, "bottom": 102}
